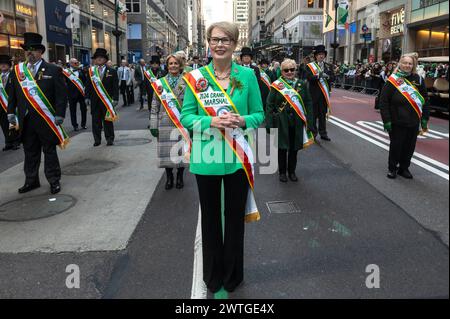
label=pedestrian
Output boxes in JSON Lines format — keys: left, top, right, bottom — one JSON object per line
{"left": 85, "top": 48, "right": 119, "bottom": 147}
{"left": 306, "top": 44, "right": 335, "bottom": 141}
{"left": 181, "top": 21, "right": 264, "bottom": 295}
{"left": 266, "top": 58, "right": 314, "bottom": 182}
{"left": 134, "top": 59, "right": 147, "bottom": 111}
{"left": 127, "top": 63, "right": 135, "bottom": 104}
{"left": 258, "top": 58, "right": 272, "bottom": 111}
{"left": 379, "top": 53, "right": 429, "bottom": 179}
{"left": 145, "top": 55, "right": 166, "bottom": 113}
{"left": 7, "top": 32, "right": 68, "bottom": 194}
{"left": 240, "top": 47, "right": 266, "bottom": 110}
{"left": 117, "top": 60, "right": 132, "bottom": 107}
{"left": 175, "top": 51, "right": 192, "bottom": 73}
{"left": 63, "top": 58, "right": 87, "bottom": 131}
{"left": 150, "top": 54, "right": 190, "bottom": 190}
{"left": 192, "top": 56, "right": 202, "bottom": 70}
{"left": 0, "top": 54, "right": 20, "bottom": 151}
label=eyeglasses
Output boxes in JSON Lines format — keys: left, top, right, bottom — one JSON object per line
{"left": 208, "top": 37, "right": 233, "bottom": 46}
{"left": 282, "top": 68, "right": 296, "bottom": 73}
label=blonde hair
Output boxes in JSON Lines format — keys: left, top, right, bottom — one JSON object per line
{"left": 206, "top": 21, "right": 240, "bottom": 43}
{"left": 281, "top": 59, "right": 297, "bottom": 71}
{"left": 398, "top": 54, "right": 418, "bottom": 74}
{"left": 166, "top": 54, "right": 185, "bottom": 73}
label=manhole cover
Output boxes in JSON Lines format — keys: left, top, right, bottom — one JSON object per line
{"left": 63, "top": 159, "right": 118, "bottom": 175}
{"left": 0, "top": 194, "right": 76, "bottom": 222}
{"left": 266, "top": 201, "right": 301, "bottom": 214}
{"left": 114, "top": 138, "right": 151, "bottom": 146}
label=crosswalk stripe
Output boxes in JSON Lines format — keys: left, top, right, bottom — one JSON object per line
{"left": 375, "top": 121, "right": 447, "bottom": 139}
{"left": 358, "top": 121, "right": 427, "bottom": 139}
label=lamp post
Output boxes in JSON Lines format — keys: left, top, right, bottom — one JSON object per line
{"left": 332, "top": 0, "right": 339, "bottom": 65}
{"left": 113, "top": 0, "right": 123, "bottom": 64}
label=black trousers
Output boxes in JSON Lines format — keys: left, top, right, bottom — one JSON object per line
{"left": 0, "top": 111, "right": 20, "bottom": 146}
{"left": 138, "top": 82, "right": 146, "bottom": 108}
{"left": 278, "top": 125, "right": 298, "bottom": 174}
{"left": 195, "top": 169, "right": 249, "bottom": 293}
{"left": 312, "top": 95, "right": 328, "bottom": 137}
{"left": 388, "top": 125, "right": 418, "bottom": 171}
{"left": 92, "top": 106, "right": 115, "bottom": 144}
{"left": 127, "top": 85, "right": 134, "bottom": 104}
{"left": 68, "top": 96, "right": 87, "bottom": 128}
{"left": 22, "top": 114, "right": 61, "bottom": 185}
{"left": 120, "top": 80, "right": 128, "bottom": 105}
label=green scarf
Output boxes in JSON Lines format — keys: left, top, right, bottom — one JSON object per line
{"left": 167, "top": 73, "right": 181, "bottom": 89}
{"left": 395, "top": 69, "right": 411, "bottom": 78}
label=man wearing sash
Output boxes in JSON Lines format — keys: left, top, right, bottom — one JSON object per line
{"left": 181, "top": 22, "right": 264, "bottom": 295}
{"left": 266, "top": 59, "right": 314, "bottom": 183}
{"left": 240, "top": 47, "right": 266, "bottom": 107}
{"left": 145, "top": 55, "right": 166, "bottom": 112}
{"left": 85, "top": 48, "right": 119, "bottom": 146}
{"left": 64, "top": 58, "right": 87, "bottom": 131}
{"left": 306, "top": 45, "right": 334, "bottom": 141}
{"left": 258, "top": 58, "right": 272, "bottom": 111}
{"left": 7, "top": 33, "right": 68, "bottom": 194}
{"left": 0, "top": 54, "right": 20, "bottom": 151}
{"left": 379, "top": 54, "right": 429, "bottom": 179}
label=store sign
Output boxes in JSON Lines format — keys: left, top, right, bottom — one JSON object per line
{"left": 390, "top": 8, "right": 405, "bottom": 35}
{"left": 298, "top": 15, "right": 323, "bottom": 22}
{"left": 16, "top": 3, "right": 34, "bottom": 17}
{"left": 45, "top": 0, "right": 72, "bottom": 46}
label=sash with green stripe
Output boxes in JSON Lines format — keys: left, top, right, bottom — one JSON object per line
{"left": 0, "top": 78, "right": 19, "bottom": 130}
{"left": 307, "top": 62, "right": 331, "bottom": 115}
{"left": 387, "top": 74, "right": 424, "bottom": 119}
{"left": 184, "top": 66, "right": 260, "bottom": 223}
{"left": 143, "top": 67, "right": 157, "bottom": 85}
{"left": 63, "top": 68, "right": 85, "bottom": 96}
{"left": 89, "top": 66, "right": 118, "bottom": 122}
{"left": 271, "top": 78, "right": 314, "bottom": 148}
{"left": 15, "top": 62, "right": 69, "bottom": 148}
{"left": 151, "top": 77, "right": 192, "bottom": 155}
{"left": 260, "top": 69, "right": 272, "bottom": 89}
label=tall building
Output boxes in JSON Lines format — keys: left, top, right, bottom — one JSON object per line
{"left": 190, "top": 0, "right": 206, "bottom": 57}
{"left": 177, "top": 0, "right": 189, "bottom": 52}
{"left": 248, "top": 0, "right": 266, "bottom": 46}
{"left": 233, "top": 0, "right": 249, "bottom": 49}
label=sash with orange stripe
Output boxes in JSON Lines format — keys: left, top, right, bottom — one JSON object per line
{"left": 15, "top": 62, "right": 69, "bottom": 148}
{"left": 89, "top": 66, "right": 118, "bottom": 122}
{"left": 387, "top": 74, "right": 424, "bottom": 119}
{"left": 63, "top": 68, "right": 85, "bottom": 96}
{"left": 260, "top": 69, "right": 272, "bottom": 89}
{"left": 0, "top": 77, "right": 19, "bottom": 130}
{"left": 184, "top": 66, "right": 260, "bottom": 223}
{"left": 151, "top": 76, "right": 192, "bottom": 157}
{"left": 272, "top": 78, "right": 314, "bottom": 148}
{"left": 143, "top": 67, "right": 157, "bottom": 85}
{"left": 307, "top": 62, "right": 331, "bottom": 116}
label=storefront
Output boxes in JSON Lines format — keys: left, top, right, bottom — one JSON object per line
{"left": 45, "top": 0, "right": 72, "bottom": 63}
{"left": 377, "top": 6, "right": 405, "bottom": 63}
{"left": 408, "top": 0, "right": 449, "bottom": 57}
{"left": 0, "top": 0, "right": 38, "bottom": 61}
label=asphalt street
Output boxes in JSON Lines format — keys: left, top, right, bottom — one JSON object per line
{"left": 0, "top": 88, "right": 448, "bottom": 299}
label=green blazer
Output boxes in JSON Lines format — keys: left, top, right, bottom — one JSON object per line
{"left": 265, "top": 77, "right": 314, "bottom": 151}
{"left": 181, "top": 61, "right": 264, "bottom": 176}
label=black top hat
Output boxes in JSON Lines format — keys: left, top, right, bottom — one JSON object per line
{"left": 313, "top": 45, "right": 327, "bottom": 57}
{"left": 240, "top": 47, "right": 253, "bottom": 58}
{"left": 150, "top": 55, "right": 160, "bottom": 64}
{"left": 0, "top": 55, "right": 12, "bottom": 67}
{"left": 92, "top": 48, "right": 109, "bottom": 60}
{"left": 20, "top": 32, "right": 46, "bottom": 53}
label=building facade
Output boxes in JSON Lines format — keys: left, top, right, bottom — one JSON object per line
{"left": 234, "top": 0, "right": 249, "bottom": 50}
{"left": 190, "top": 0, "right": 206, "bottom": 57}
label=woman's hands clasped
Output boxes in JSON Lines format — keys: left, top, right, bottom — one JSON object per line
{"left": 211, "top": 112, "right": 245, "bottom": 129}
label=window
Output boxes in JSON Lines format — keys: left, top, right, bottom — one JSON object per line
{"left": 307, "top": 0, "right": 314, "bottom": 8}
{"left": 127, "top": 23, "right": 142, "bottom": 39}
{"left": 0, "top": 0, "right": 16, "bottom": 35}
{"left": 126, "top": 0, "right": 141, "bottom": 13}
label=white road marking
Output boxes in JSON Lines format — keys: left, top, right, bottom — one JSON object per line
{"left": 342, "top": 96, "right": 368, "bottom": 103}
{"left": 329, "top": 116, "right": 449, "bottom": 180}
{"left": 191, "top": 206, "right": 207, "bottom": 299}
{"left": 375, "top": 121, "right": 448, "bottom": 139}
{"left": 358, "top": 121, "right": 427, "bottom": 139}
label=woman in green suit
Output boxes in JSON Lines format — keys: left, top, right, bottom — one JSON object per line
{"left": 266, "top": 58, "right": 314, "bottom": 183}
{"left": 181, "top": 21, "right": 264, "bottom": 294}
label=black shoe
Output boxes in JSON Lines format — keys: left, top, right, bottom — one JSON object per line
{"left": 387, "top": 170, "right": 397, "bottom": 179}
{"left": 93, "top": 142, "right": 101, "bottom": 147}
{"left": 74, "top": 127, "right": 79, "bottom": 131}
{"left": 321, "top": 135, "right": 331, "bottom": 141}
{"left": 176, "top": 172, "right": 184, "bottom": 189}
{"left": 2, "top": 145, "right": 13, "bottom": 151}
{"left": 18, "top": 182, "right": 41, "bottom": 194}
{"left": 81, "top": 126, "right": 87, "bottom": 130}
{"left": 279, "top": 174, "right": 288, "bottom": 183}
{"left": 106, "top": 141, "right": 114, "bottom": 146}
{"left": 165, "top": 174, "right": 174, "bottom": 190}
{"left": 288, "top": 173, "right": 298, "bottom": 182}
{"left": 50, "top": 182, "right": 61, "bottom": 194}
{"left": 398, "top": 168, "right": 413, "bottom": 179}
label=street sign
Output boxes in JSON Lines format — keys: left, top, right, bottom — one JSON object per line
{"left": 362, "top": 24, "right": 369, "bottom": 33}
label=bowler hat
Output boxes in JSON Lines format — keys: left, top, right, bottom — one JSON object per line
{"left": 0, "top": 55, "right": 12, "bottom": 67}
{"left": 313, "top": 45, "right": 327, "bottom": 57}
{"left": 240, "top": 47, "right": 253, "bottom": 59}
{"left": 150, "top": 55, "right": 161, "bottom": 64}
{"left": 92, "top": 48, "right": 109, "bottom": 60}
{"left": 20, "top": 32, "right": 46, "bottom": 53}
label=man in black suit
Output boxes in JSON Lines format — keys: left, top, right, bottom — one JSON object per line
{"left": 145, "top": 55, "right": 166, "bottom": 111}
{"left": 134, "top": 59, "right": 147, "bottom": 111}
{"left": 64, "top": 58, "right": 87, "bottom": 131}
{"left": 306, "top": 45, "right": 335, "bottom": 141}
{"left": 0, "top": 54, "right": 20, "bottom": 151}
{"left": 240, "top": 47, "right": 267, "bottom": 109}
{"left": 85, "top": 48, "right": 119, "bottom": 146}
{"left": 7, "top": 33, "right": 68, "bottom": 194}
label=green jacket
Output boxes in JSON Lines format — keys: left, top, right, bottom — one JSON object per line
{"left": 181, "top": 61, "right": 265, "bottom": 175}
{"left": 265, "top": 78, "right": 314, "bottom": 151}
